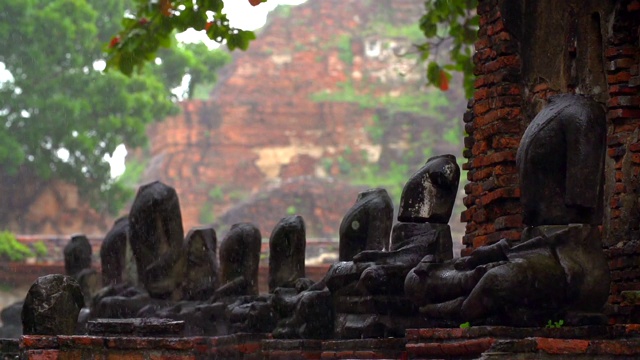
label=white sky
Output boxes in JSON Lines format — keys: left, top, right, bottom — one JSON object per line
{"left": 109, "top": 0, "right": 308, "bottom": 178}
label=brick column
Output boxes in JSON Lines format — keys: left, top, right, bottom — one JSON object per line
{"left": 460, "top": 0, "right": 525, "bottom": 255}
{"left": 602, "top": 0, "right": 640, "bottom": 324}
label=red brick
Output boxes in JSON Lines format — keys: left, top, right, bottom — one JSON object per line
{"left": 492, "top": 136, "right": 520, "bottom": 149}
{"left": 495, "top": 174, "right": 519, "bottom": 187}
{"left": 477, "top": 187, "right": 520, "bottom": 206}
{"left": 473, "top": 230, "right": 522, "bottom": 248}
{"left": 466, "top": 222, "right": 479, "bottom": 234}
{"left": 406, "top": 339, "right": 494, "bottom": 357}
{"left": 460, "top": 208, "right": 476, "bottom": 222}
{"left": 481, "top": 178, "right": 497, "bottom": 192}
{"left": 608, "top": 71, "right": 632, "bottom": 84}
{"left": 491, "top": 31, "right": 512, "bottom": 42}
{"left": 238, "top": 343, "right": 261, "bottom": 354}
{"left": 624, "top": 324, "right": 640, "bottom": 334}
{"left": 106, "top": 353, "right": 144, "bottom": 360}
{"left": 473, "top": 235, "right": 490, "bottom": 247}
{"left": 536, "top": 338, "right": 590, "bottom": 354}
{"left": 476, "top": 108, "right": 522, "bottom": 127}
{"left": 479, "top": 55, "right": 521, "bottom": 74}
{"left": 473, "top": 48, "right": 497, "bottom": 64}
{"left": 610, "top": 197, "right": 621, "bottom": 208}
{"left": 609, "top": 84, "right": 638, "bottom": 95}
{"left": 608, "top": 147, "right": 626, "bottom": 158}
{"left": 632, "top": 153, "right": 640, "bottom": 163}
{"left": 494, "top": 214, "right": 523, "bottom": 230}
{"left": 474, "top": 37, "right": 490, "bottom": 52}
{"left": 105, "top": 338, "right": 153, "bottom": 350}
{"left": 605, "top": 46, "right": 637, "bottom": 59}
{"left": 479, "top": 7, "right": 501, "bottom": 26}
{"left": 590, "top": 340, "right": 640, "bottom": 355}
{"left": 630, "top": 142, "right": 640, "bottom": 152}
{"left": 61, "top": 337, "right": 104, "bottom": 349}
{"left": 321, "top": 351, "right": 338, "bottom": 359}
{"left": 472, "top": 151, "right": 516, "bottom": 168}
{"left": 609, "top": 58, "right": 636, "bottom": 71}
{"left": 350, "top": 351, "right": 388, "bottom": 359}
{"left": 608, "top": 134, "right": 626, "bottom": 145}
{"left": 473, "top": 100, "right": 492, "bottom": 115}
{"left": 628, "top": 0, "right": 640, "bottom": 11}
{"left": 476, "top": 223, "right": 497, "bottom": 236}
{"left": 610, "top": 208, "right": 622, "bottom": 218}
{"left": 463, "top": 195, "right": 477, "bottom": 208}
{"left": 471, "top": 140, "right": 490, "bottom": 156}
{"left": 472, "top": 209, "right": 488, "bottom": 223}
{"left": 474, "top": 120, "right": 522, "bottom": 140}
{"left": 612, "top": 122, "right": 640, "bottom": 133}
{"left": 473, "top": 69, "right": 519, "bottom": 88}
{"left": 465, "top": 182, "right": 483, "bottom": 196}
{"left": 494, "top": 164, "right": 518, "bottom": 175}
{"left": 533, "top": 82, "right": 549, "bottom": 93}
{"left": 158, "top": 339, "right": 196, "bottom": 351}
{"left": 608, "top": 96, "right": 640, "bottom": 108}
{"left": 486, "top": 21, "right": 505, "bottom": 36}
{"left": 22, "top": 336, "right": 59, "bottom": 350}
{"left": 58, "top": 349, "right": 82, "bottom": 360}
{"left": 23, "top": 350, "right": 59, "bottom": 360}
{"left": 469, "top": 168, "right": 492, "bottom": 182}
{"left": 149, "top": 354, "right": 195, "bottom": 360}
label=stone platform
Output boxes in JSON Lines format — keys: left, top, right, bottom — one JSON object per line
{"left": 11, "top": 325, "right": 640, "bottom": 360}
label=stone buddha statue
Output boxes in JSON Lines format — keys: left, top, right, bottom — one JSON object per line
{"left": 404, "top": 94, "right": 610, "bottom": 325}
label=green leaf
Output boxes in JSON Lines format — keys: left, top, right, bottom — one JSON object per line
{"left": 426, "top": 62, "right": 441, "bottom": 85}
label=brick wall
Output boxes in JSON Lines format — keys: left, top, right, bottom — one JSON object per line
{"left": 460, "top": 0, "right": 525, "bottom": 256}
{"left": 602, "top": 0, "right": 640, "bottom": 324}
{"left": 462, "top": 0, "right": 640, "bottom": 321}
{"left": 15, "top": 325, "right": 640, "bottom": 359}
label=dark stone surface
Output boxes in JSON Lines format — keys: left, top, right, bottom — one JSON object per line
{"left": 405, "top": 96, "right": 609, "bottom": 326}
{"left": 86, "top": 318, "right": 184, "bottom": 336}
{"left": 335, "top": 296, "right": 417, "bottom": 316}
{"left": 516, "top": 94, "right": 606, "bottom": 226}
{"left": 75, "top": 268, "right": 100, "bottom": 308}
{"left": 22, "top": 274, "right": 85, "bottom": 335}
{"left": 273, "top": 289, "right": 334, "bottom": 339}
{"left": 216, "top": 223, "right": 262, "bottom": 298}
{"left": 326, "top": 221, "right": 455, "bottom": 338}
{"left": 334, "top": 313, "right": 424, "bottom": 339}
{"left": 338, "top": 188, "right": 393, "bottom": 261}
{"left": 90, "top": 283, "right": 151, "bottom": 319}
{"left": 0, "top": 302, "right": 23, "bottom": 338}
{"left": 226, "top": 295, "right": 278, "bottom": 334}
{"left": 128, "top": 181, "right": 186, "bottom": 300}
{"left": 1, "top": 301, "right": 22, "bottom": 327}
{"left": 324, "top": 222, "right": 453, "bottom": 296}
{"left": 397, "top": 154, "right": 460, "bottom": 224}
{"left": 269, "top": 215, "right": 306, "bottom": 293}
{"left": 100, "top": 216, "right": 128, "bottom": 286}
{"left": 182, "top": 226, "right": 219, "bottom": 301}
{"left": 64, "top": 234, "right": 92, "bottom": 277}
{"left": 405, "top": 224, "right": 610, "bottom": 326}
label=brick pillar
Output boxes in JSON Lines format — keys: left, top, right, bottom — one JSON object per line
{"left": 602, "top": 0, "right": 640, "bottom": 324}
{"left": 460, "top": 0, "right": 525, "bottom": 255}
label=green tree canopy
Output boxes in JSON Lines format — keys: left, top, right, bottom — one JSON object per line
{"left": 0, "top": 0, "right": 230, "bottom": 219}
{"left": 107, "top": 0, "right": 477, "bottom": 96}
{"left": 418, "top": 0, "right": 478, "bottom": 97}
{"left": 106, "top": 0, "right": 255, "bottom": 75}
